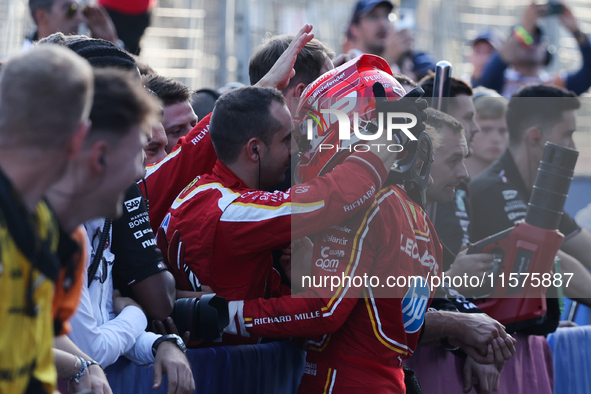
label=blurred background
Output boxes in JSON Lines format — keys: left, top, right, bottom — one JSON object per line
{"left": 1, "top": 0, "right": 591, "bottom": 174}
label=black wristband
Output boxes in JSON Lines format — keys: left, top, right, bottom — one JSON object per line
{"left": 574, "top": 30, "right": 587, "bottom": 45}
{"left": 440, "top": 337, "right": 460, "bottom": 351}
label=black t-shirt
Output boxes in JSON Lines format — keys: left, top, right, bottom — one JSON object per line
{"left": 112, "top": 183, "right": 167, "bottom": 293}
{"left": 433, "top": 180, "right": 473, "bottom": 271}
{"left": 469, "top": 149, "right": 580, "bottom": 335}
{"left": 470, "top": 150, "right": 580, "bottom": 242}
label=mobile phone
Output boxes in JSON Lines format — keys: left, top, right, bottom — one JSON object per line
{"left": 544, "top": 2, "right": 564, "bottom": 16}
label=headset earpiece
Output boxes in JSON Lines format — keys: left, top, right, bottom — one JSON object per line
{"left": 253, "top": 146, "right": 259, "bottom": 154}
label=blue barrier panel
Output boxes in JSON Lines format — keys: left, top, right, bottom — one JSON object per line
{"left": 560, "top": 298, "right": 591, "bottom": 326}
{"left": 547, "top": 326, "right": 591, "bottom": 394}
{"left": 104, "top": 341, "right": 306, "bottom": 394}
{"left": 561, "top": 177, "right": 591, "bottom": 325}
{"left": 405, "top": 333, "right": 553, "bottom": 394}
{"left": 564, "top": 177, "right": 591, "bottom": 217}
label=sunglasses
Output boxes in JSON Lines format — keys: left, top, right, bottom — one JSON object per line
{"left": 62, "top": 2, "right": 80, "bottom": 20}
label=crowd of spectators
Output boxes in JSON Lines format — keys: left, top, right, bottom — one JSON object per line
{"left": 2, "top": 0, "right": 591, "bottom": 393}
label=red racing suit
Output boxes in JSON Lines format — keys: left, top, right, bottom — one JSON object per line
{"left": 161, "top": 152, "right": 388, "bottom": 346}
{"left": 143, "top": 113, "right": 216, "bottom": 232}
{"left": 228, "top": 185, "right": 442, "bottom": 393}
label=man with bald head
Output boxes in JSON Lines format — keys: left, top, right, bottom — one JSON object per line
{"left": 0, "top": 44, "right": 93, "bottom": 394}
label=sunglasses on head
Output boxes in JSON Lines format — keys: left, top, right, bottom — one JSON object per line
{"left": 63, "top": 2, "right": 79, "bottom": 20}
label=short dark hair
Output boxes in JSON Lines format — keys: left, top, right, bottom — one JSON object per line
{"left": 425, "top": 108, "right": 465, "bottom": 136}
{"left": 506, "top": 85, "right": 579, "bottom": 146}
{"left": 87, "top": 68, "right": 160, "bottom": 144}
{"left": 132, "top": 55, "right": 156, "bottom": 76}
{"left": 40, "top": 33, "right": 138, "bottom": 71}
{"left": 209, "top": 86, "right": 286, "bottom": 165}
{"left": 143, "top": 74, "right": 193, "bottom": 106}
{"left": 249, "top": 34, "right": 335, "bottom": 91}
{"left": 418, "top": 73, "right": 473, "bottom": 113}
{"left": 191, "top": 89, "right": 220, "bottom": 121}
{"left": 393, "top": 73, "right": 418, "bottom": 89}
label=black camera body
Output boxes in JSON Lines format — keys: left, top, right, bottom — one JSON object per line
{"left": 171, "top": 294, "right": 229, "bottom": 342}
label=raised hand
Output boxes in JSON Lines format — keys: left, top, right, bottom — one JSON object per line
{"left": 255, "top": 24, "right": 315, "bottom": 90}
{"left": 84, "top": 5, "right": 119, "bottom": 45}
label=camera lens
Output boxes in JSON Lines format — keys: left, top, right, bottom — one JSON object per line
{"left": 526, "top": 142, "right": 578, "bottom": 230}
{"left": 170, "top": 297, "right": 196, "bottom": 338}
{"left": 170, "top": 294, "right": 229, "bottom": 343}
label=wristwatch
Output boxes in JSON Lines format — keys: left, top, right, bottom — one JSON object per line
{"left": 152, "top": 334, "right": 187, "bottom": 357}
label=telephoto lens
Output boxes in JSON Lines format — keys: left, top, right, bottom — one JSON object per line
{"left": 171, "top": 294, "right": 229, "bottom": 342}
{"left": 525, "top": 142, "right": 578, "bottom": 230}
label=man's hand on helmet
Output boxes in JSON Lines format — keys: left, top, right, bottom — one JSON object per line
{"left": 372, "top": 82, "right": 428, "bottom": 149}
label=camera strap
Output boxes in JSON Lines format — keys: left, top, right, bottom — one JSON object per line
{"left": 87, "top": 219, "right": 112, "bottom": 287}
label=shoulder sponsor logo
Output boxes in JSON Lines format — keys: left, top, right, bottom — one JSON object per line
{"left": 343, "top": 186, "right": 375, "bottom": 212}
{"left": 190, "top": 127, "right": 209, "bottom": 145}
{"left": 133, "top": 228, "right": 153, "bottom": 240}
{"left": 141, "top": 239, "right": 156, "bottom": 248}
{"left": 294, "top": 186, "right": 310, "bottom": 194}
{"left": 401, "top": 276, "right": 430, "bottom": 333}
{"left": 241, "top": 191, "right": 258, "bottom": 198}
{"left": 250, "top": 191, "right": 289, "bottom": 202}
{"left": 130, "top": 212, "right": 148, "bottom": 221}
{"left": 502, "top": 190, "right": 518, "bottom": 200}
{"left": 129, "top": 216, "right": 149, "bottom": 229}
{"left": 124, "top": 197, "right": 142, "bottom": 212}
{"left": 253, "top": 315, "right": 293, "bottom": 325}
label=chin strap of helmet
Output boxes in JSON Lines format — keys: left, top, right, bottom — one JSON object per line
{"left": 372, "top": 82, "right": 433, "bottom": 207}
{"left": 386, "top": 132, "right": 433, "bottom": 208}
{"left": 371, "top": 83, "right": 428, "bottom": 151}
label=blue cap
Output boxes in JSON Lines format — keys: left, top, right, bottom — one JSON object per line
{"left": 412, "top": 51, "right": 436, "bottom": 80}
{"left": 472, "top": 30, "right": 502, "bottom": 50}
{"left": 350, "top": 0, "right": 395, "bottom": 24}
